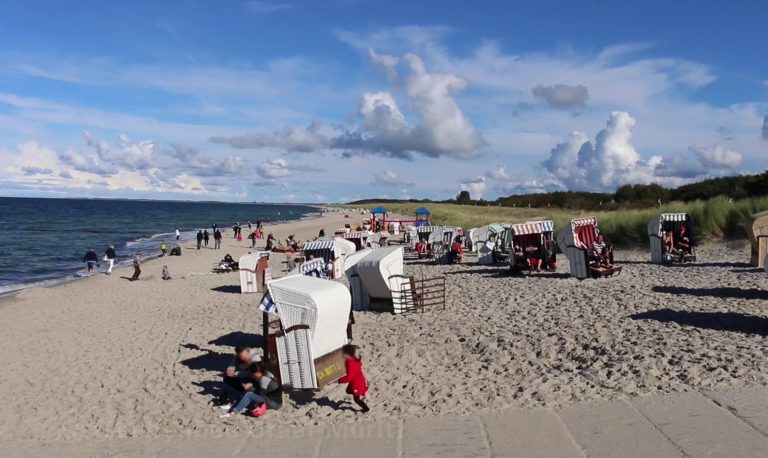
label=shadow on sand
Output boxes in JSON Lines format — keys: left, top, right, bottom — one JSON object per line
{"left": 211, "top": 285, "right": 241, "bottom": 294}
{"left": 652, "top": 286, "right": 768, "bottom": 300}
{"left": 631, "top": 308, "right": 768, "bottom": 336}
{"left": 207, "top": 331, "right": 264, "bottom": 349}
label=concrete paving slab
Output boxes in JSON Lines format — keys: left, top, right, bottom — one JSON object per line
{"left": 403, "top": 415, "right": 489, "bottom": 458}
{"left": 480, "top": 409, "right": 583, "bottom": 458}
{"left": 559, "top": 399, "right": 682, "bottom": 458}
{"left": 632, "top": 391, "right": 768, "bottom": 458}
{"left": 317, "top": 420, "right": 400, "bottom": 458}
{"left": 705, "top": 387, "right": 768, "bottom": 437}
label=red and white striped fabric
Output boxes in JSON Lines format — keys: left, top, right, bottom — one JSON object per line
{"left": 510, "top": 220, "right": 554, "bottom": 235}
{"left": 571, "top": 217, "right": 598, "bottom": 249}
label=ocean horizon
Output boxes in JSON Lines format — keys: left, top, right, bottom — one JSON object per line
{"left": 0, "top": 197, "right": 319, "bottom": 295}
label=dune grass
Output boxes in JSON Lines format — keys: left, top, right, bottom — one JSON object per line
{"left": 343, "top": 195, "right": 768, "bottom": 247}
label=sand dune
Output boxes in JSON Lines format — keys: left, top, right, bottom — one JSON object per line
{"left": 0, "top": 212, "right": 767, "bottom": 441}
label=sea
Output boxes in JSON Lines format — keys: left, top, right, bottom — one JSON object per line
{"left": 0, "top": 197, "right": 319, "bottom": 295}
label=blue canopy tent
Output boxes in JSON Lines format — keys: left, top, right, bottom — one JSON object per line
{"left": 414, "top": 207, "right": 431, "bottom": 227}
{"left": 369, "top": 207, "right": 387, "bottom": 232}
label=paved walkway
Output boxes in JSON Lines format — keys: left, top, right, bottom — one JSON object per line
{"left": 5, "top": 387, "right": 768, "bottom": 457}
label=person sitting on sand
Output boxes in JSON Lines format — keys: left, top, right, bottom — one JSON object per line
{"left": 83, "top": 248, "right": 100, "bottom": 275}
{"left": 221, "top": 362, "right": 282, "bottom": 418}
{"left": 220, "top": 346, "right": 263, "bottom": 404}
{"left": 265, "top": 233, "right": 275, "bottom": 251}
{"left": 162, "top": 265, "right": 172, "bottom": 280}
{"left": 221, "top": 254, "right": 239, "bottom": 270}
{"left": 170, "top": 243, "right": 182, "bottom": 256}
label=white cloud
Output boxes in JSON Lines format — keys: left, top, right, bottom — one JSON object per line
{"left": 216, "top": 50, "right": 484, "bottom": 160}
{"left": 542, "top": 112, "right": 658, "bottom": 191}
{"left": 762, "top": 115, "right": 768, "bottom": 140}
{"left": 460, "top": 176, "right": 487, "bottom": 199}
{"left": 211, "top": 119, "right": 328, "bottom": 153}
{"left": 256, "top": 158, "right": 324, "bottom": 179}
{"left": 690, "top": 144, "right": 742, "bottom": 169}
{"left": 372, "top": 169, "right": 413, "bottom": 185}
{"left": 488, "top": 165, "right": 511, "bottom": 181}
{"left": 532, "top": 84, "right": 589, "bottom": 109}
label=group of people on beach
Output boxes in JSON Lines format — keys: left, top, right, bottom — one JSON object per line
{"left": 82, "top": 247, "right": 142, "bottom": 281}
{"left": 217, "top": 344, "right": 369, "bottom": 419}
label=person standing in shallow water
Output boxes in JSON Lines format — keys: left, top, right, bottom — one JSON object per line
{"left": 104, "top": 245, "right": 116, "bottom": 274}
{"left": 203, "top": 230, "right": 210, "bottom": 248}
{"left": 83, "top": 248, "right": 100, "bottom": 276}
{"left": 175, "top": 228, "right": 181, "bottom": 241}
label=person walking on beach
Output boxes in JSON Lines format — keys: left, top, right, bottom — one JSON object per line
{"left": 338, "top": 344, "right": 369, "bottom": 413}
{"left": 203, "top": 230, "right": 210, "bottom": 248}
{"left": 83, "top": 248, "right": 100, "bottom": 276}
{"left": 214, "top": 229, "right": 222, "bottom": 249}
{"left": 131, "top": 253, "right": 141, "bottom": 281}
{"left": 104, "top": 246, "right": 116, "bottom": 274}
{"left": 196, "top": 230, "right": 203, "bottom": 250}
{"left": 160, "top": 241, "right": 168, "bottom": 257}
{"left": 175, "top": 228, "right": 181, "bottom": 241}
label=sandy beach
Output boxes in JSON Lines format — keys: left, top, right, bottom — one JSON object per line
{"left": 1, "top": 211, "right": 767, "bottom": 445}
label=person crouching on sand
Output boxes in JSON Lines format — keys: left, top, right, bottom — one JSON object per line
{"left": 83, "top": 248, "right": 100, "bottom": 275}
{"left": 220, "top": 362, "right": 282, "bottom": 418}
{"left": 338, "top": 344, "right": 369, "bottom": 413}
{"left": 131, "top": 253, "right": 141, "bottom": 281}
{"left": 162, "top": 265, "right": 172, "bottom": 280}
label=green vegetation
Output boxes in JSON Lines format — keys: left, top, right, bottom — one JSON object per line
{"left": 344, "top": 195, "right": 768, "bottom": 247}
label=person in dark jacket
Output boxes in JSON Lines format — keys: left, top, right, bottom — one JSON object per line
{"left": 221, "top": 362, "right": 282, "bottom": 418}
{"left": 213, "top": 229, "right": 222, "bottom": 250}
{"left": 338, "top": 344, "right": 369, "bottom": 413}
{"left": 203, "top": 230, "right": 210, "bottom": 248}
{"left": 104, "top": 246, "right": 117, "bottom": 274}
{"left": 83, "top": 248, "right": 100, "bottom": 275}
{"left": 196, "top": 230, "right": 203, "bottom": 250}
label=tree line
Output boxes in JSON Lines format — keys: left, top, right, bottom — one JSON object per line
{"left": 348, "top": 171, "right": 768, "bottom": 210}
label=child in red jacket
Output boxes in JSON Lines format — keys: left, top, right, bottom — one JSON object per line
{"left": 338, "top": 344, "right": 369, "bottom": 413}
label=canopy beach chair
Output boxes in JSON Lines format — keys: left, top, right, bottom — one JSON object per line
{"left": 239, "top": 251, "right": 271, "bottom": 293}
{"left": 505, "top": 220, "right": 556, "bottom": 274}
{"left": 350, "top": 246, "right": 445, "bottom": 314}
{"left": 260, "top": 275, "right": 350, "bottom": 389}
{"left": 301, "top": 237, "right": 356, "bottom": 279}
{"left": 747, "top": 211, "right": 768, "bottom": 268}
{"left": 472, "top": 223, "right": 508, "bottom": 264}
{"left": 412, "top": 225, "right": 442, "bottom": 258}
{"left": 556, "top": 216, "right": 621, "bottom": 279}
{"left": 647, "top": 213, "right": 696, "bottom": 264}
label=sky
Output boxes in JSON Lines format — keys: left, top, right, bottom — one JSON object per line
{"left": 0, "top": 0, "right": 766, "bottom": 203}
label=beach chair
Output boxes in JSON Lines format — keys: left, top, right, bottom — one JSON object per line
{"left": 747, "top": 211, "right": 768, "bottom": 269}
{"left": 647, "top": 213, "right": 697, "bottom": 264}
{"left": 506, "top": 220, "right": 556, "bottom": 274}
{"left": 301, "top": 237, "right": 356, "bottom": 279}
{"left": 261, "top": 275, "right": 350, "bottom": 389}
{"left": 351, "top": 247, "right": 407, "bottom": 313}
{"left": 556, "top": 216, "right": 622, "bottom": 279}
{"left": 239, "top": 251, "right": 271, "bottom": 293}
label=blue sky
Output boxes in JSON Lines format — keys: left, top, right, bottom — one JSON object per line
{"left": 0, "top": 0, "right": 766, "bottom": 202}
